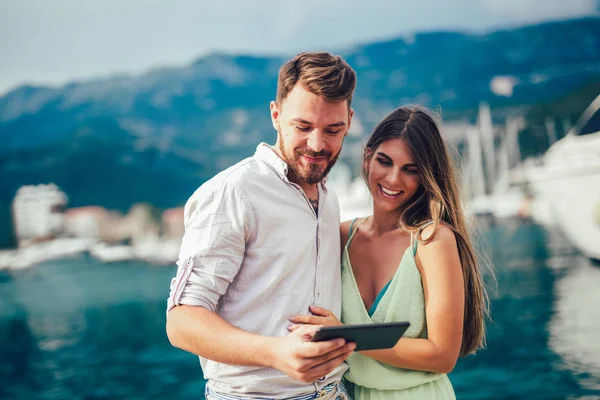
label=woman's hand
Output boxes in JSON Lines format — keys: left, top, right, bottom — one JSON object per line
{"left": 288, "top": 305, "right": 343, "bottom": 332}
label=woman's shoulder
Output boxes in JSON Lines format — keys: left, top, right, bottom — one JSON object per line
{"left": 415, "top": 222, "right": 460, "bottom": 273}
{"left": 340, "top": 219, "right": 355, "bottom": 249}
{"left": 341, "top": 217, "right": 371, "bottom": 249}
{"left": 419, "top": 221, "right": 456, "bottom": 244}
{"left": 340, "top": 219, "right": 354, "bottom": 234}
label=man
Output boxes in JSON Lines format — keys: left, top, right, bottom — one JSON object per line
{"left": 166, "top": 52, "right": 356, "bottom": 399}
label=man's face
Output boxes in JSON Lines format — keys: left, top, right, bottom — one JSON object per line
{"left": 270, "top": 84, "right": 353, "bottom": 186}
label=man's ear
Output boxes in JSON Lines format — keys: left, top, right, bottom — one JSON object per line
{"left": 270, "top": 101, "right": 279, "bottom": 131}
{"left": 346, "top": 108, "right": 354, "bottom": 136}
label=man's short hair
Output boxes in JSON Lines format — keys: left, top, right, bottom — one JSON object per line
{"left": 276, "top": 52, "right": 357, "bottom": 108}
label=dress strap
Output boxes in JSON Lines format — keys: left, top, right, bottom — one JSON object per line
{"left": 412, "top": 221, "right": 434, "bottom": 256}
{"left": 348, "top": 218, "right": 358, "bottom": 238}
{"left": 346, "top": 217, "right": 368, "bottom": 250}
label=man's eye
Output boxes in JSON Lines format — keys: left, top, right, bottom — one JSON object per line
{"left": 326, "top": 129, "right": 341, "bottom": 135}
{"left": 295, "top": 126, "right": 311, "bottom": 132}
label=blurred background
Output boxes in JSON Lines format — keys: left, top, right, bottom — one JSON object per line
{"left": 1, "top": 1, "right": 600, "bottom": 399}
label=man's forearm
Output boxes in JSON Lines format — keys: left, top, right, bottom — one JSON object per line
{"left": 166, "top": 305, "right": 275, "bottom": 367}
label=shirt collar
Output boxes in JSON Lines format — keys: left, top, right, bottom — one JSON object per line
{"left": 254, "top": 142, "right": 329, "bottom": 188}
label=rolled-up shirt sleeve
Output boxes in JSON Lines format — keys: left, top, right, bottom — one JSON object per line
{"left": 167, "top": 180, "right": 254, "bottom": 314}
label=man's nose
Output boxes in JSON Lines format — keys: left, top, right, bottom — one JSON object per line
{"left": 307, "top": 131, "right": 325, "bottom": 153}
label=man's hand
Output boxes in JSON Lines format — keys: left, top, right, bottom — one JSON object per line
{"left": 269, "top": 324, "right": 355, "bottom": 383}
{"left": 288, "top": 305, "right": 343, "bottom": 330}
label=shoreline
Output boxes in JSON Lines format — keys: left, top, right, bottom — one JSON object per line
{"left": 0, "top": 237, "right": 180, "bottom": 270}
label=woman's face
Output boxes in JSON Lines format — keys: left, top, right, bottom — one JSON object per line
{"left": 366, "top": 138, "right": 421, "bottom": 213}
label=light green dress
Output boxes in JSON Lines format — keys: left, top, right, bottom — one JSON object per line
{"left": 342, "top": 218, "right": 456, "bottom": 400}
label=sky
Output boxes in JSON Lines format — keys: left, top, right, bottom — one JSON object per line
{"left": 1, "top": 0, "right": 598, "bottom": 95}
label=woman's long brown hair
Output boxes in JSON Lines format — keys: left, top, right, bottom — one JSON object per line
{"left": 362, "top": 106, "right": 492, "bottom": 356}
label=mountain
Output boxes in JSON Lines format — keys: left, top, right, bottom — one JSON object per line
{"left": 1, "top": 17, "right": 600, "bottom": 247}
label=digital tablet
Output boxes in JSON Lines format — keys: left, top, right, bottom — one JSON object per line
{"left": 311, "top": 322, "right": 410, "bottom": 351}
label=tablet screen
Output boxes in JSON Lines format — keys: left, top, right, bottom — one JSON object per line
{"left": 311, "top": 322, "right": 410, "bottom": 351}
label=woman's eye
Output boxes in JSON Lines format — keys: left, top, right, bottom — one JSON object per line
{"left": 376, "top": 158, "right": 391, "bottom": 166}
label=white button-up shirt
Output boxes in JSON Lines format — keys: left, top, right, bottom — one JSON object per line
{"left": 167, "top": 143, "right": 346, "bottom": 398}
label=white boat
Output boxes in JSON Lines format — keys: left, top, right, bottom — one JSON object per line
{"left": 90, "top": 243, "right": 136, "bottom": 263}
{"left": 328, "top": 164, "right": 372, "bottom": 222}
{"left": 133, "top": 237, "right": 181, "bottom": 265}
{"left": 463, "top": 109, "right": 527, "bottom": 220}
{"left": 547, "top": 234, "right": 600, "bottom": 392}
{"left": 526, "top": 94, "right": 600, "bottom": 261}
{"left": 0, "top": 237, "right": 95, "bottom": 270}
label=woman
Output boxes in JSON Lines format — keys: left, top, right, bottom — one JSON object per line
{"left": 290, "top": 106, "right": 490, "bottom": 399}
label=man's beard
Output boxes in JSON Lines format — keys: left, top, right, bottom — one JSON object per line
{"left": 278, "top": 131, "right": 341, "bottom": 185}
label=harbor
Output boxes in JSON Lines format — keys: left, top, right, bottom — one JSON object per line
{"left": 1, "top": 220, "right": 599, "bottom": 399}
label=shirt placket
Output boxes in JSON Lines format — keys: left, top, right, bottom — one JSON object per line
{"left": 288, "top": 181, "right": 322, "bottom": 302}
{"left": 314, "top": 185, "right": 324, "bottom": 305}
{"left": 288, "top": 181, "right": 329, "bottom": 392}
